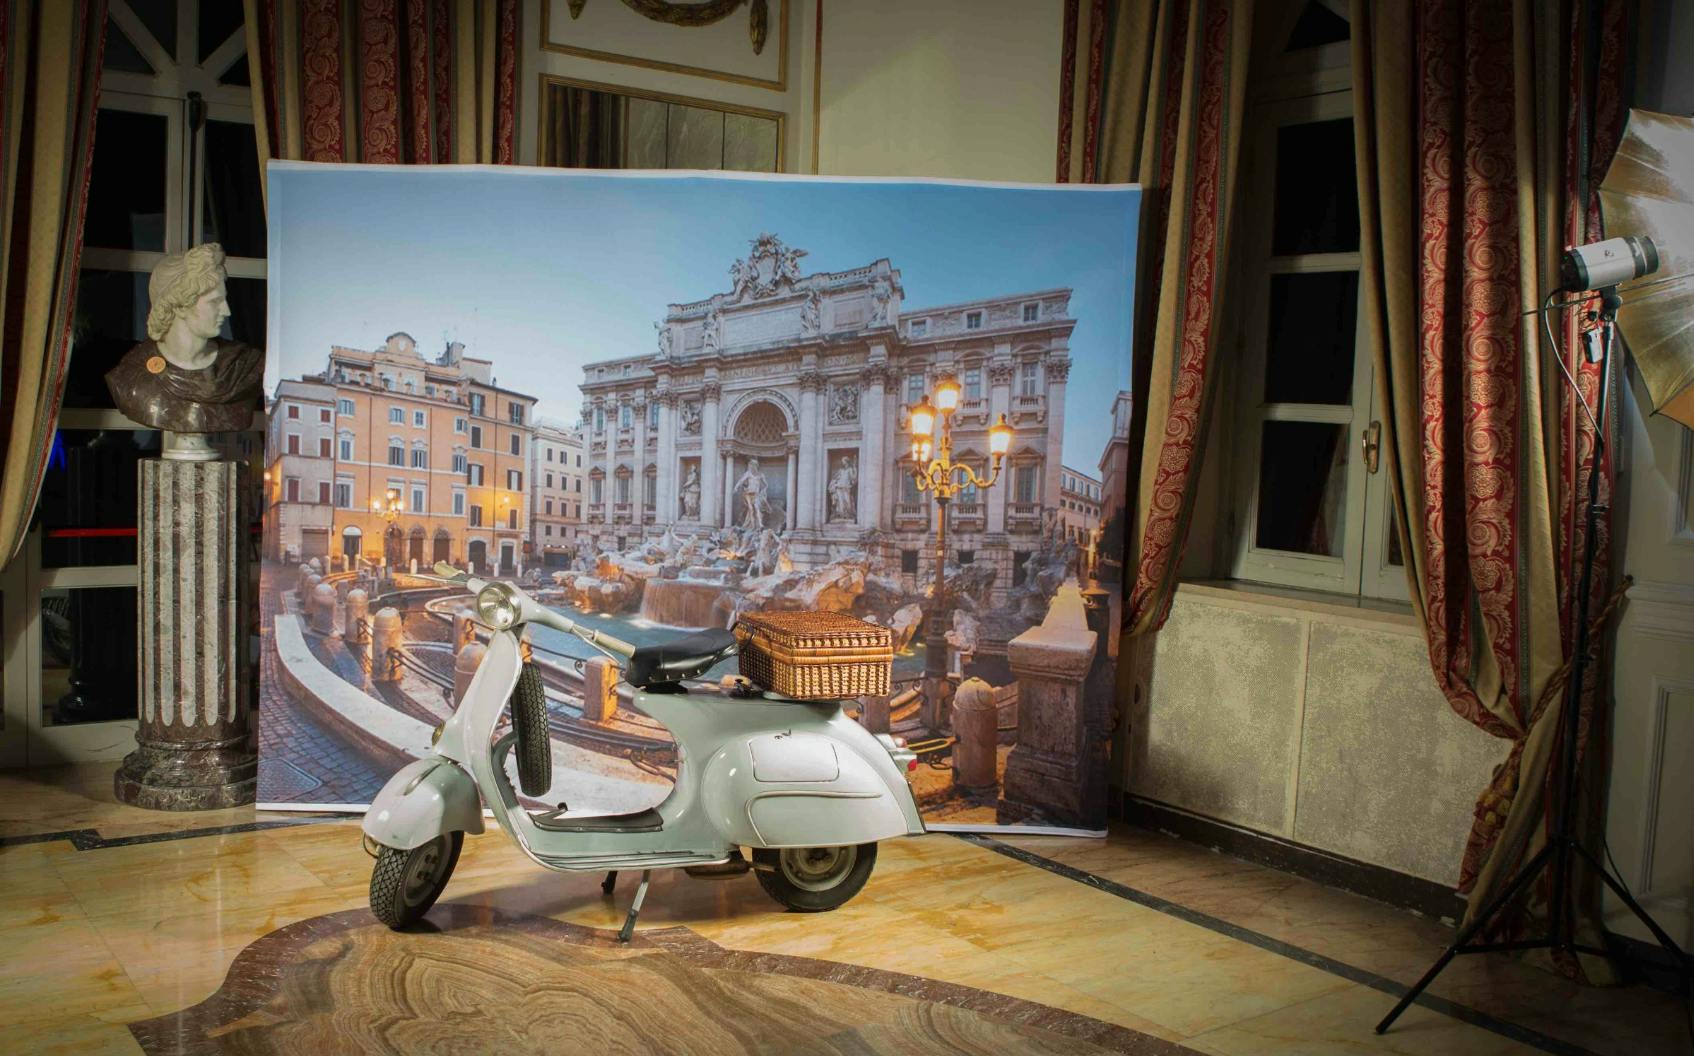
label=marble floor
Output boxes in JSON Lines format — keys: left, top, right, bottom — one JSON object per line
{"left": 1, "top": 765, "right": 1688, "bottom": 1054}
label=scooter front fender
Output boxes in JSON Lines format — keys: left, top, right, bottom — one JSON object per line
{"left": 363, "top": 758, "right": 485, "bottom": 851}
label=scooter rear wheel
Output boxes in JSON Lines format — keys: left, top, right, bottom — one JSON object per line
{"left": 369, "top": 832, "right": 463, "bottom": 928}
{"left": 753, "top": 842, "right": 878, "bottom": 912}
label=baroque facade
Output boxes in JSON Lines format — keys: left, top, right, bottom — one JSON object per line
{"left": 578, "top": 235, "right": 1076, "bottom": 601}
{"left": 264, "top": 333, "right": 537, "bottom": 575}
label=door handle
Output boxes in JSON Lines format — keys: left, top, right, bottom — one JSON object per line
{"left": 1361, "top": 421, "right": 1381, "bottom": 475}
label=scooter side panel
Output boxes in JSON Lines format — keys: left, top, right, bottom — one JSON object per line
{"left": 363, "top": 759, "right": 485, "bottom": 850}
{"left": 699, "top": 734, "right": 914, "bottom": 848}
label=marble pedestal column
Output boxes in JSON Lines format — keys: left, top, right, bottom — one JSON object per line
{"left": 997, "top": 582, "right": 1097, "bottom": 826}
{"left": 114, "top": 458, "right": 256, "bottom": 810}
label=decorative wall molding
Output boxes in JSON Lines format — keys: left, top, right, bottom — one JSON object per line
{"left": 1623, "top": 579, "right": 1694, "bottom": 644}
{"left": 1673, "top": 426, "right": 1694, "bottom": 549}
{"left": 542, "top": 0, "right": 790, "bottom": 91}
{"left": 569, "top": 0, "right": 771, "bottom": 56}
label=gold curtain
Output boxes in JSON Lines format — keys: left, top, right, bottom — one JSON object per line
{"left": 1088, "top": 0, "right": 1257, "bottom": 636}
{"left": 1352, "top": 0, "right": 1628, "bottom": 957}
{"left": 0, "top": 0, "right": 107, "bottom": 564}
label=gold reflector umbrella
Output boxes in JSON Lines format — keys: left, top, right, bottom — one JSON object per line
{"left": 1602, "top": 109, "right": 1694, "bottom": 430}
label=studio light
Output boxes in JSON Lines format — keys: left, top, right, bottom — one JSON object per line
{"left": 1559, "top": 234, "right": 1660, "bottom": 292}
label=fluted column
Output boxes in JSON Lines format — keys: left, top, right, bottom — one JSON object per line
{"left": 655, "top": 392, "right": 676, "bottom": 521}
{"left": 599, "top": 397, "right": 616, "bottom": 527}
{"left": 859, "top": 363, "right": 889, "bottom": 531}
{"left": 700, "top": 378, "right": 722, "bottom": 525}
{"left": 796, "top": 370, "right": 825, "bottom": 531}
{"left": 723, "top": 452, "right": 738, "bottom": 529}
{"left": 1043, "top": 355, "right": 1070, "bottom": 510}
{"left": 632, "top": 394, "right": 649, "bottom": 530}
{"left": 786, "top": 449, "right": 798, "bottom": 531}
{"left": 116, "top": 458, "right": 255, "bottom": 809}
{"left": 987, "top": 361, "right": 1015, "bottom": 534}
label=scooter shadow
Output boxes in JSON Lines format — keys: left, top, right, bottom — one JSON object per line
{"left": 423, "top": 867, "right": 776, "bottom": 934}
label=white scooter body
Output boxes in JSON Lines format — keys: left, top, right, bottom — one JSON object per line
{"left": 363, "top": 570, "right": 924, "bottom": 889}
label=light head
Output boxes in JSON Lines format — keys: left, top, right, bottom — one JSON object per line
{"left": 1560, "top": 235, "right": 1660, "bottom": 292}
{"left": 989, "top": 413, "right": 1013, "bottom": 459}
{"left": 908, "top": 396, "right": 936, "bottom": 441}
{"left": 933, "top": 378, "right": 962, "bottom": 414}
{"left": 476, "top": 582, "right": 518, "bottom": 630}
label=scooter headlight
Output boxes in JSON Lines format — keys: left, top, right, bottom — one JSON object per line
{"left": 476, "top": 583, "right": 518, "bottom": 630}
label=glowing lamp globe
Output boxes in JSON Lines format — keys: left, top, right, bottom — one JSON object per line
{"left": 989, "top": 414, "right": 1013, "bottom": 457}
{"left": 908, "top": 397, "right": 936, "bottom": 440}
{"left": 933, "top": 378, "right": 962, "bottom": 413}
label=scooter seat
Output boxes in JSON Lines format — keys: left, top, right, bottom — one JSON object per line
{"left": 626, "top": 628, "right": 738, "bottom": 687}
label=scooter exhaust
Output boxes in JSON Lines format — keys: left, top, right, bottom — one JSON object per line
{"left": 684, "top": 850, "right": 752, "bottom": 878}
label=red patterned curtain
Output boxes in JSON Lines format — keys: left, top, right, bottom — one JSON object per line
{"left": 243, "top": 0, "right": 520, "bottom": 195}
{"left": 1352, "top": 0, "right": 1629, "bottom": 957}
{"left": 0, "top": 0, "right": 106, "bottom": 564}
{"left": 1063, "top": 0, "right": 1257, "bottom": 636}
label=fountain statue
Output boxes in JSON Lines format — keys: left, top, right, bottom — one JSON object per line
{"left": 735, "top": 458, "right": 771, "bottom": 529}
{"left": 680, "top": 466, "right": 702, "bottom": 518}
{"left": 828, "top": 455, "right": 857, "bottom": 523}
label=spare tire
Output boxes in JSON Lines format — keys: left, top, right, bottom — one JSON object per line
{"left": 510, "top": 661, "right": 552, "bottom": 795}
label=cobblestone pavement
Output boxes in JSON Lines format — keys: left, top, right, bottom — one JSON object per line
{"left": 257, "top": 567, "right": 394, "bottom": 805}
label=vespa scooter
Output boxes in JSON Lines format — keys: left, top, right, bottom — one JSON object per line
{"left": 361, "top": 563, "right": 925, "bottom": 940}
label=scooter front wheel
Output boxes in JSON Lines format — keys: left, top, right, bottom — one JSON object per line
{"left": 753, "top": 842, "right": 878, "bottom": 912}
{"left": 369, "top": 832, "right": 463, "bottom": 928}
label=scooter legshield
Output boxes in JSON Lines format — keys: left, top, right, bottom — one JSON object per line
{"left": 363, "top": 758, "right": 485, "bottom": 851}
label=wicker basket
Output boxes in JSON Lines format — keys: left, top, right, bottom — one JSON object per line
{"left": 733, "top": 610, "right": 893, "bottom": 700}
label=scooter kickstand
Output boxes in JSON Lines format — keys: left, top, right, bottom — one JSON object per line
{"left": 601, "top": 870, "right": 617, "bottom": 895}
{"left": 617, "top": 870, "right": 651, "bottom": 944}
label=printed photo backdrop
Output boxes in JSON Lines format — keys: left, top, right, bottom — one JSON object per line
{"left": 259, "top": 163, "right": 1137, "bottom": 834}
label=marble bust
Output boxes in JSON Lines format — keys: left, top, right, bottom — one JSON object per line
{"left": 105, "top": 243, "right": 262, "bottom": 437}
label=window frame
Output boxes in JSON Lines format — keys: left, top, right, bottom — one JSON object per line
{"left": 1222, "top": 77, "right": 1405, "bottom": 602}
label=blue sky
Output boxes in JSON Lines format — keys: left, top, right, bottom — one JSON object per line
{"left": 267, "top": 165, "right": 1137, "bottom": 467}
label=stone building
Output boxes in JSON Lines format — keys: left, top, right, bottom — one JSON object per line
{"left": 577, "top": 234, "right": 1075, "bottom": 601}
{"left": 1057, "top": 467, "right": 1102, "bottom": 544}
{"left": 530, "top": 419, "right": 586, "bottom": 565}
{"left": 1095, "top": 390, "right": 1132, "bottom": 586}
{"left": 263, "top": 333, "right": 537, "bottom": 575}
{"left": 263, "top": 379, "right": 337, "bottom": 563}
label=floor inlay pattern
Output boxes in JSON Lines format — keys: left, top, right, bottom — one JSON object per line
{"left": 126, "top": 903, "right": 1201, "bottom": 1055}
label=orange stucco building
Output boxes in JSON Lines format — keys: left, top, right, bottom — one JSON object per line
{"left": 264, "top": 333, "right": 536, "bottom": 575}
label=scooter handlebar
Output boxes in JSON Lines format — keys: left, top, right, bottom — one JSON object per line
{"left": 435, "top": 562, "right": 637, "bottom": 662}
{"left": 506, "top": 583, "right": 638, "bottom": 662}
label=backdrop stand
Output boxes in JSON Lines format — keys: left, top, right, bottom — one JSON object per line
{"left": 1377, "top": 288, "right": 1693, "bottom": 1033}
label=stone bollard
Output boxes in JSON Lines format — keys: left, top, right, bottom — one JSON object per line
{"left": 859, "top": 693, "right": 892, "bottom": 734}
{"left": 452, "top": 609, "right": 477, "bottom": 656}
{"left": 296, "top": 563, "right": 314, "bottom": 595}
{"left": 309, "top": 583, "right": 337, "bottom": 634}
{"left": 345, "top": 589, "right": 370, "bottom": 643}
{"left": 307, "top": 556, "right": 322, "bottom": 575}
{"left": 454, "top": 642, "right": 487, "bottom": 705}
{"left": 581, "top": 656, "right": 618, "bottom": 723}
{"left": 304, "top": 573, "right": 322, "bottom": 600}
{"left": 999, "top": 580, "right": 1098, "bottom": 825}
{"left": 371, "top": 607, "right": 405, "bottom": 683}
{"left": 951, "top": 678, "right": 999, "bottom": 791}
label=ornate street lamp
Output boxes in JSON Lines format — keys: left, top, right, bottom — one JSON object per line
{"left": 906, "top": 377, "right": 1013, "bottom": 730}
{"left": 371, "top": 486, "right": 402, "bottom": 570}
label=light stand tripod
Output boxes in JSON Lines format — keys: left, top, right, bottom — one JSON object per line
{"left": 1377, "top": 285, "right": 1694, "bottom": 1034}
